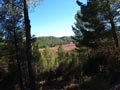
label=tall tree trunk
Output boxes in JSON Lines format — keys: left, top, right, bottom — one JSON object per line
{"left": 23, "top": 0, "right": 36, "bottom": 90}
{"left": 107, "top": 0, "right": 119, "bottom": 48}
{"left": 13, "top": 30, "right": 25, "bottom": 90}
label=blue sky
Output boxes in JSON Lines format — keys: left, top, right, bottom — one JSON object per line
{"left": 29, "top": 0, "right": 86, "bottom": 37}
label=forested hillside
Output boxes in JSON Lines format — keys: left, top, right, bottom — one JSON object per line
{"left": 36, "top": 36, "right": 73, "bottom": 48}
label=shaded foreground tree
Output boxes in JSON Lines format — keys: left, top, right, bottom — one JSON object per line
{"left": 74, "top": 0, "right": 120, "bottom": 48}
{"left": 23, "top": 0, "right": 36, "bottom": 90}
{"left": 0, "top": 0, "right": 41, "bottom": 90}
{"left": 72, "top": 0, "right": 120, "bottom": 89}
{"left": 106, "top": 0, "right": 119, "bottom": 47}
{"left": 72, "top": 1, "right": 105, "bottom": 49}
{"left": 0, "top": 1, "right": 25, "bottom": 90}
{"left": 99, "top": 0, "right": 120, "bottom": 47}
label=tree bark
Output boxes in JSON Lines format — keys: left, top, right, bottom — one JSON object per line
{"left": 23, "top": 0, "right": 36, "bottom": 90}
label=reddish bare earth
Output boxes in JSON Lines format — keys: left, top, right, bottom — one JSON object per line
{"left": 51, "top": 43, "right": 76, "bottom": 52}
{"left": 40, "top": 43, "right": 76, "bottom": 53}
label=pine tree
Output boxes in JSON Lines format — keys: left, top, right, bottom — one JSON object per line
{"left": 23, "top": 0, "right": 38, "bottom": 90}
{"left": 72, "top": 0, "right": 120, "bottom": 49}
{"left": 72, "top": 1, "right": 120, "bottom": 89}
{"left": 72, "top": 11, "right": 104, "bottom": 49}
{"left": 0, "top": 1, "right": 25, "bottom": 90}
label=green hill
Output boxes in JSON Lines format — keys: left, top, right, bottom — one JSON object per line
{"left": 35, "top": 36, "right": 73, "bottom": 48}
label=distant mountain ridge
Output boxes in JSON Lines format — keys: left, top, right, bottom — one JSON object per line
{"left": 36, "top": 36, "right": 73, "bottom": 48}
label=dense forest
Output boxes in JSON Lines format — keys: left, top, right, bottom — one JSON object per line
{"left": 35, "top": 36, "right": 72, "bottom": 48}
{"left": 0, "top": 0, "right": 120, "bottom": 90}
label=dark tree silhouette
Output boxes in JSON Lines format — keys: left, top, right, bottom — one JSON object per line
{"left": 106, "top": 0, "right": 119, "bottom": 47}
{"left": 76, "top": 0, "right": 82, "bottom": 6}
{"left": 0, "top": 1, "right": 25, "bottom": 90}
{"left": 23, "top": 0, "right": 36, "bottom": 90}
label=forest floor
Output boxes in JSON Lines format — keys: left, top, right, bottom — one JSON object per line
{"left": 39, "top": 77, "right": 80, "bottom": 90}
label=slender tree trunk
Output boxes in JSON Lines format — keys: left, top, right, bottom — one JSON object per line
{"left": 107, "top": 0, "right": 119, "bottom": 48}
{"left": 13, "top": 30, "right": 25, "bottom": 90}
{"left": 110, "top": 17, "right": 119, "bottom": 47}
{"left": 23, "top": 0, "right": 36, "bottom": 90}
